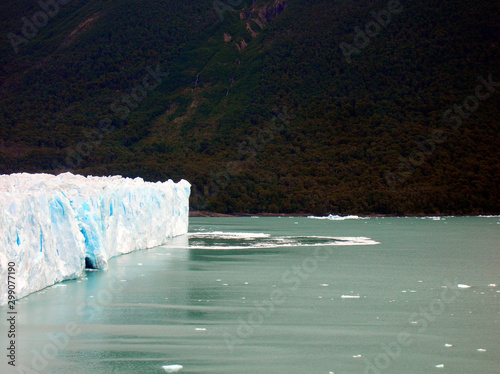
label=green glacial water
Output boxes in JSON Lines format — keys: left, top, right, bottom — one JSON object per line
{"left": 1, "top": 216, "right": 499, "bottom": 373}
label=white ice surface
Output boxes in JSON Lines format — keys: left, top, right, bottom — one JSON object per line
{"left": 307, "top": 214, "right": 363, "bottom": 220}
{"left": 0, "top": 172, "right": 190, "bottom": 305}
{"left": 186, "top": 232, "right": 379, "bottom": 249}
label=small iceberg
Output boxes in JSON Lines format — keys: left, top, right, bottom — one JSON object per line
{"left": 308, "top": 214, "right": 361, "bottom": 220}
{"left": 457, "top": 284, "right": 471, "bottom": 289}
{"left": 162, "top": 364, "right": 183, "bottom": 373}
{"left": 434, "top": 364, "right": 444, "bottom": 368}
{"left": 444, "top": 343, "right": 453, "bottom": 348}
{"left": 341, "top": 295, "right": 360, "bottom": 299}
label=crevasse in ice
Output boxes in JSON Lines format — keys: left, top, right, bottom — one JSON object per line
{"left": 0, "top": 172, "right": 190, "bottom": 306}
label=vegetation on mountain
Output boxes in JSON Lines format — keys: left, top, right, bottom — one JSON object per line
{"left": 1, "top": 0, "right": 499, "bottom": 214}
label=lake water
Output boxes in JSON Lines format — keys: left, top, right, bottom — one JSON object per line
{"left": 1, "top": 216, "right": 499, "bottom": 374}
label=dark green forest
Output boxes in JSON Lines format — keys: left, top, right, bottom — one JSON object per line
{"left": 0, "top": 0, "right": 499, "bottom": 214}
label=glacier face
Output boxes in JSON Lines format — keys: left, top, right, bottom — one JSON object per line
{"left": 0, "top": 172, "right": 190, "bottom": 306}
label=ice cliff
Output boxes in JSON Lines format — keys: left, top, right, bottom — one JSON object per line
{"left": 0, "top": 173, "right": 190, "bottom": 306}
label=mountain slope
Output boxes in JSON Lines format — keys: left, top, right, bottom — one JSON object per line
{"left": 1, "top": 0, "right": 499, "bottom": 214}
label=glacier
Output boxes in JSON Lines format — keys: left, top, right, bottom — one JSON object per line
{"left": 0, "top": 172, "right": 190, "bottom": 306}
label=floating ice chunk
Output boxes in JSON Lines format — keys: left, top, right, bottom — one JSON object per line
{"left": 477, "top": 348, "right": 486, "bottom": 352}
{"left": 162, "top": 364, "right": 183, "bottom": 372}
{"left": 189, "top": 232, "right": 270, "bottom": 239}
{"left": 185, "top": 233, "right": 379, "bottom": 249}
{"left": 444, "top": 343, "right": 453, "bottom": 348}
{"left": 488, "top": 284, "right": 497, "bottom": 287}
{"left": 321, "top": 284, "right": 329, "bottom": 287}
{"left": 434, "top": 364, "right": 444, "bottom": 368}
{"left": 352, "top": 354, "right": 362, "bottom": 358}
{"left": 457, "top": 284, "right": 471, "bottom": 289}
{"left": 195, "top": 328, "right": 207, "bottom": 331}
{"left": 308, "top": 214, "right": 362, "bottom": 220}
{"left": 341, "top": 295, "right": 360, "bottom": 299}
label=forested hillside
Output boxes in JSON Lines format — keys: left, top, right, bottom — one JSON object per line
{"left": 1, "top": 0, "right": 499, "bottom": 214}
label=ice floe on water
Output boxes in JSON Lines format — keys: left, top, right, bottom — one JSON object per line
{"left": 418, "top": 216, "right": 446, "bottom": 220}
{"left": 186, "top": 232, "right": 380, "bottom": 249}
{"left": 307, "top": 214, "right": 364, "bottom": 220}
{"left": 189, "top": 231, "right": 271, "bottom": 240}
{"left": 162, "top": 364, "right": 183, "bottom": 373}
{"left": 341, "top": 294, "right": 361, "bottom": 299}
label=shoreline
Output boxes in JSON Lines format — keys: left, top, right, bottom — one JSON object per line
{"left": 188, "top": 211, "right": 499, "bottom": 218}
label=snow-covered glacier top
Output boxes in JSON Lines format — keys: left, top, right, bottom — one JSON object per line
{"left": 0, "top": 172, "right": 190, "bottom": 306}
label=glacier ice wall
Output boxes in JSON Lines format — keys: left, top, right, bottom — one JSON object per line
{"left": 0, "top": 172, "right": 190, "bottom": 306}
